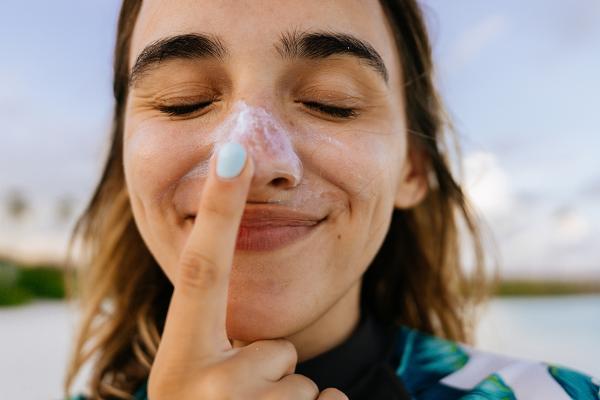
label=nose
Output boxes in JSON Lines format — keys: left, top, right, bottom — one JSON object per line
{"left": 217, "top": 101, "right": 303, "bottom": 192}
{"left": 238, "top": 123, "right": 302, "bottom": 191}
{"left": 248, "top": 144, "right": 302, "bottom": 190}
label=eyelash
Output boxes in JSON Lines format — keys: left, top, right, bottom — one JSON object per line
{"left": 157, "top": 101, "right": 214, "bottom": 117}
{"left": 301, "top": 101, "right": 358, "bottom": 119}
{"left": 157, "top": 101, "right": 358, "bottom": 119}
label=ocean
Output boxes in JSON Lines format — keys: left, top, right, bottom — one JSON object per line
{"left": 1, "top": 295, "right": 598, "bottom": 399}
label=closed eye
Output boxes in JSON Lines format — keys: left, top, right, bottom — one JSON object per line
{"left": 157, "top": 100, "right": 213, "bottom": 117}
{"left": 157, "top": 100, "right": 358, "bottom": 119}
{"left": 301, "top": 101, "right": 358, "bottom": 119}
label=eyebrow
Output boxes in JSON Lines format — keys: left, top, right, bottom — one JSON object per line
{"left": 276, "top": 30, "right": 388, "bottom": 83}
{"left": 129, "top": 30, "right": 389, "bottom": 87}
{"left": 129, "top": 34, "right": 228, "bottom": 86}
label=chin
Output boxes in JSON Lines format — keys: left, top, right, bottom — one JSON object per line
{"left": 223, "top": 260, "right": 314, "bottom": 340}
{"left": 225, "top": 296, "right": 302, "bottom": 342}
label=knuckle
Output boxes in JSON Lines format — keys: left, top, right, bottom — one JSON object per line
{"left": 294, "top": 374, "right": 320, "bottom": 396}
{"left": 272, "top": 374, "right": 319, "bottom": 397}
{"left": 319, "top": 387, "right": 349, "bottom": 400}
{"left": 274, "top": 338, "right": 298, "bottom": 364}
{"left": 178, "top": 250, "right": 222, "bottom": 290}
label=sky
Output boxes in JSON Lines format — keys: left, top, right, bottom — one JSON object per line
{"left": 0, "top": 1, "right": 598, "bottom": 279}
{"left": 423, "top": 0, "right": 600, "bottom": 278}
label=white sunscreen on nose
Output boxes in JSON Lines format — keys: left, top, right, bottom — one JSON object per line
{"left": 211, "top": 101, "right": 303, "bottom": 185}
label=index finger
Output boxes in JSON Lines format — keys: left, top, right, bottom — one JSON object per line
{"left": 160, "top": 142, "right": 254, "bottom": 360}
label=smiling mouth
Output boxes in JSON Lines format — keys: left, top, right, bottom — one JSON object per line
{"left": 235, "top": 220, "right": 325, "bottom": 251}
{"left": 185, "top": 206, "right": 328, "bottom": 251}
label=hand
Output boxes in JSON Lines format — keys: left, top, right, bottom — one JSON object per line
{"left": 148, "top": 142, "right": 348, "bottom": 400}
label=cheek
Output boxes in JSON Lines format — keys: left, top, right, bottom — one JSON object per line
{"left": 123, "top": 121, "right": 213, "bottom": 203}
{"left": 309, "top": 126, "right": 405, "bottom": 274}
{"left": 122, "top": 120, "right": 214, "bottom": 277}
{"left": 308, "top": 128, "right": 404, "bottom": 213}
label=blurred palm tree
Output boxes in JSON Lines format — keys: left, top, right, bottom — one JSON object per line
{"left": 55, "top": 194, "right": 75, "bottom": 225}
{"left": 5, "top": 188, "right": 29, "bottom": 222}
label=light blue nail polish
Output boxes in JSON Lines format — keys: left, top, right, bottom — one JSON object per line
{"left": 216, "top": 142, "right": 247, "bottom": 179}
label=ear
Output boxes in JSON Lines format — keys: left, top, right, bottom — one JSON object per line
{"left": 394, "top": 144, "right": 429, "bottom": 209}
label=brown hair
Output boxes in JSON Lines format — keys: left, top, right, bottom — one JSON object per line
{"left": 64, "top": 0, "right": 489, "bottom": 398}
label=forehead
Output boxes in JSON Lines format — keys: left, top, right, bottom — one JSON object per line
{"left": 129, "top": 0, "right": 401, "bottom": 82}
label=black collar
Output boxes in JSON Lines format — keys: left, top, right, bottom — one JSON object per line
{"left": 295, "top": 306, "right": 411, "bottom": 400}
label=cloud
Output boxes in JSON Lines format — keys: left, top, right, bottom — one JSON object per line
{"left": 464, "top": 151, "right": 513, "bottom": 219}
{"left": 552, "top": 207, "right": 591, "bottom": 245}
{"left": 461, "top": 151, "right": 599, "bottom": 279}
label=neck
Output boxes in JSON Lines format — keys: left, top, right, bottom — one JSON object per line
{"left": 288, "top": 279, "right": 362, "bottom": 362}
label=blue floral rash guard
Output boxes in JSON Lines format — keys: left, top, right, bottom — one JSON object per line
{"left": 70, "top": 311, "right": 599, "bottom": 400}
{"left": 392, "top": 326, "right": 599, "bottom": 399}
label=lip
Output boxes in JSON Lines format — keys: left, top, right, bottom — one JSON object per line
{"left": 185, "top": 205, "right": 327, "bottom": 251}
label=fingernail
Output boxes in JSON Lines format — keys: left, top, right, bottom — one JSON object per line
{"left": 216, "top": 142, "right": 247, "bottom": 179}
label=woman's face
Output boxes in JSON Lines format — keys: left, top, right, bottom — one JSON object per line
{"left": 123, "top": 0, "right": 425, "bottom": 343}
